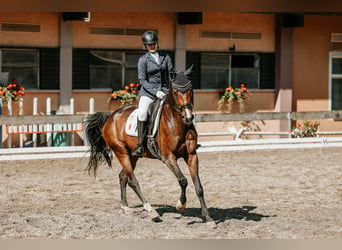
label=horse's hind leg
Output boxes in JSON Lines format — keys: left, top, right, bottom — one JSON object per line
{"left": 118, "top": 169, "right": 134, "bottom": 214}
{"left": 115, "top": 151, "right": 160, "bottom": 219}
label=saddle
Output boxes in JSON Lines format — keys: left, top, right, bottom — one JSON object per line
{"left": 125, "top": 99, "right": 165, "bottom": 160}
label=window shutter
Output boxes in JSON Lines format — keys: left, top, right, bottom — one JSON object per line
{"left": 72, "top": 49, "right": 89, "bottom": 89}
{"left": 260, "top": 53, "right": 275, "bottom": 89}
{"left": 186, "top": 51, "right": 201, "bottom": 89}
{"left": 40, "top": 48, "right": 60, "bottom": 89}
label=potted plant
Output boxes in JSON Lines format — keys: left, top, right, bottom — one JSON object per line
{"left": 109, "top": 82, "right": 140, "bottom": 107}
{"left": 218, "top": 83, "right": 249, "bottom": 113}
{"left": 0, "top": 78, "right": 25, "bottom": 107}
{"left": 291, "top": 121, "right": 320, "bottom": 138}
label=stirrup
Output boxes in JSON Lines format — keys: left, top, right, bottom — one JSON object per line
{"left": 132, "top": 144, "right": 144, "bottom": 157}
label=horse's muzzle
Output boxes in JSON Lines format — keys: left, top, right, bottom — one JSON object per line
{"left": 180, "top": 103, "right": 194, "bottom": 124}
{"left": 182, "top": 114, "right": 194, "bottom": 124}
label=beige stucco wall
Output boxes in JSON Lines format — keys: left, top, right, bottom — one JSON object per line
{"left": 293, "top": 15, "right": 342, "bottom": 111}
{"left": 186, "top": 12, "right": 275, "bottom": 52}
{"left": 0, "top": 12, "right": 60, "bottom": 47}
{"left": 292, "top": 15, "right": 342, "bottom": 132}
{"left": 72, "top": 12, "right": 176, "bottom": 50}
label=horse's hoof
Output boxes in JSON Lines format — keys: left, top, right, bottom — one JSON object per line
{"left": 143, "top": 202, "right": 160, "bottom": 219}
{"left": 176, "top": 200, "right": 186, "bottom": 211}
{"left": 120, "top": 205, "right": 135, "bottom": 215}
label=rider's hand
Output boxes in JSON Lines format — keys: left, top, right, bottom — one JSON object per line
{"left": 156, "top": 91, "right": 166, "bottom": 99}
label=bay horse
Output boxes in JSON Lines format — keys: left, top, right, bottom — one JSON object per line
{"left": 85, "top": 66, "right": 216, "bottom": 227}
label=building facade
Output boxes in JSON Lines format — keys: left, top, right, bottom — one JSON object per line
{"left": 1, "top": 12, "right": 342, "bottom": 145}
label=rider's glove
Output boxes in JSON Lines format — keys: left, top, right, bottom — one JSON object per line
{"left": 156, "top": 91, "right": 166, "bottom": 99}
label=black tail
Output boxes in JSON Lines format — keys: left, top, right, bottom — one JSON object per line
{"left": 85, "top": 112, "right": 113, "bottom": 176}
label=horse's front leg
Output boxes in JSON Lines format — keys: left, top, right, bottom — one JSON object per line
{"left": 164, "top": 156, "right": 188, "bottom": 211}
{"left": 187, "top": 152, "right": 216, "bottom": 228}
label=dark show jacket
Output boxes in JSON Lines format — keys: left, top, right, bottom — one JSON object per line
{"left": 138, "top": 52, "right": 174, "bottom": 100}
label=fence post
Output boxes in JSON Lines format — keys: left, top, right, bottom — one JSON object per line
{"left": 19, "top": 98, "right": 24, "bottom": 148}
{"left": 83, "top": 98, "right": 95, "bottom": 146}
{"left": 0, "top": 98, "right": 2, "bottom": 148}
{"left": 33, "top": 97, "right": 38, "bottom": 147}
{"left": 89, "top": 97, "right": 94, "bottom": 114}
{"left": 46, "top": 97, "right": 51, "bottom": 146}
{"left": 287, "top": 112, "right": 292, "bottom": 138}
{"left": 7, "top": 98, "right": 12, "bottom": 148}
{"left": 70, "top": 97, "right": 74, "bottom": 146}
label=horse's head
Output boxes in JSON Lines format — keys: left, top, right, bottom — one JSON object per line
{"left": 169, "top": 65, "right": 194, "bottom": 125}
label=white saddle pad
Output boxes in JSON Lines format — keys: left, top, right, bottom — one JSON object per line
{"left": 125, "top": 109, "right": 138, "bottom": 137}
{"left": 125, "top": 99, "right": 164, "bottom": 138}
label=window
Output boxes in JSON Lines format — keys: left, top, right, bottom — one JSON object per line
{"left": 0, "top": 49, "right": 39, "bottom": 89}
{"left": 201, "top": 53, "right": 259, "bottom": 89}
{"left": 187, "top": 52, "right": 274, "bottom": 90}
{"left": 329, "top": 52, "right": 342, "bottom": 110}
{"left": 73, "top": 49, "right": 174, "bottom": 90}
{"left": 89, "top": 50, "right": 143, "bottom": 89}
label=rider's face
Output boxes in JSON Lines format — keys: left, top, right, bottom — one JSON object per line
{"left": 145, "top": 43, "right": 158, "bottom": 53}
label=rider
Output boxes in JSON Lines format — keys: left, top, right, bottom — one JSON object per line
{"left": 132, "top": 30, "right": 174, "bottom": 157}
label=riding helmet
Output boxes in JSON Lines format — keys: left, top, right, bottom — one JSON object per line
{"left": 142, "top": 30, "right": 159, "bottom": 45}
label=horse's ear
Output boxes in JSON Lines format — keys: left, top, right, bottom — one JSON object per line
{"left": 184, "top": 64, "right": 194, "bottom": 76}
{"left": 169, "top": 71, "right": 177, "bottom": 79}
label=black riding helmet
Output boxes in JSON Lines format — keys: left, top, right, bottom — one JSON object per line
{"left": 142, "top": 30, "right": 159, "bottom": 45}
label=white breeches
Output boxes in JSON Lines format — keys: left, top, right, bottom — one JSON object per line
{"left": 137, "top": 96, "right": 154, "bottom": 121}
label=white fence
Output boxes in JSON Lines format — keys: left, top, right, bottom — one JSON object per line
{"left": 1, "top": 97, "right": 342, "bottom": 149}
{"left": 0, "top": 97, "right": 94, "bottom": 148}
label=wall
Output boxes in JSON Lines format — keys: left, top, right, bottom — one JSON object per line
{"left": 0, "top": 12, "right": 59, "bottom": 47}
{"left": 72, "top": 12, "right": 176, "bottom": 50}
{"left": 292, "top": 15, "right": 342, "bottom": 131}
{"left": 186, "top": 12, "right": 275, "bottom": 52}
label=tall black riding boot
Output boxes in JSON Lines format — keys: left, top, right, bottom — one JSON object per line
{"left": 132, "top": 120, "right": 147, "bottom": 157}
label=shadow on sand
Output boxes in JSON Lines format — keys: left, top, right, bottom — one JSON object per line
{"left": 155, "top": 205, "right": 275, "bottom": 225}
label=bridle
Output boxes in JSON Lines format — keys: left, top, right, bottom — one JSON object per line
{"left": 169, "top": 76, "right": 194, "bottom": 124}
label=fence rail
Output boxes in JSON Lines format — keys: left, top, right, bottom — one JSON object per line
{"left": 194, "top": 110, "right": 342, "bottom": 122}
{"left": 0, "top": 114, "right": 86, "bottom": 125}
{"left": 1, "top": 109, "right": 342, "bottom": 148}
{"left": 1, "top": 110, "right": 341, "bottom": 126}
{"left": 195, "top": 110, "right": 342, "bottom": 139}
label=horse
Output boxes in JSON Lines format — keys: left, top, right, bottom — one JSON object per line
{"left": 85, "top": 66, "right": 216, "bottom": 227}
